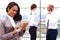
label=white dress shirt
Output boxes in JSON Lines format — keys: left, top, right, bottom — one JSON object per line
{"left": 7, "top": 14, "right": 21, "bottom": 32}
{"left": 45, "top": 10, "right": 59, "bottom": 29}
{"left": 28, "top": 11, "right": 40, "bottom": 27}
{"left": 7, "top": 15, "right": 16, "bottom": 28}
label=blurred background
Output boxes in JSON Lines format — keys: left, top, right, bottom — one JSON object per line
{"left": 0, "top": 0, "right": 60, "bottom": 40}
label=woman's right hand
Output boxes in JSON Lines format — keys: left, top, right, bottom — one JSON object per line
{"left": 12, "top": 26, "right": 19, "bottom": 35}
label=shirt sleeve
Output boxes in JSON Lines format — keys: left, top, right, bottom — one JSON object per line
{"left": 27, "top": 14, "right": 30, "bottom": 22}
{"left": 45, "top": 15, "right": 48, "bottom": 28}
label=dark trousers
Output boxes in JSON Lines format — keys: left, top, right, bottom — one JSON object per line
{"left": 29, "top": 26, "right": 37, "bottom": 40}
{"left": 46, "top": 29, "right": 58, "bottom": 40}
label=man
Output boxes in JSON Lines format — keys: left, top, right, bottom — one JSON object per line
{"left": 46, "top": 4, "right": 58, "bottom": 40}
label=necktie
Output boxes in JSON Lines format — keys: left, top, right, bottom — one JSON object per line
{"left": 47, "top": 19, "right": 49, "bottom": 29}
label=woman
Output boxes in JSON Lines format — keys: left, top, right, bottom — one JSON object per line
{"left": 46, "top": 4, "right": 58, "bottom": 40}
{"left": 28, "top": 4, "right": 40, "bottom": 40}
{"left": 0, "top": 2, "right": 28, "bottom": 40}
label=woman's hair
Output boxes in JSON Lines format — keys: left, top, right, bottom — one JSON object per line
{"left": 31, "top": 4, "right": 37, "bottom": 10}
{"left": 6, "top": 2, "right": 22, "bottom": 21}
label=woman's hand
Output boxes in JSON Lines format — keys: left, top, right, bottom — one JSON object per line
{"left": 22, "top": 22, "right": 28, "bottom": 31}
{"left": 12, "top": 26, "right": 19, "bottom": 35}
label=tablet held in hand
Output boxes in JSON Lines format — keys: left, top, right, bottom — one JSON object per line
{"left": 22, "top": 22, "right": 28, "bottom": 30}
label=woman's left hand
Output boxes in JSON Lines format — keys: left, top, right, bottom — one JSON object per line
{"left": 22, "top": 22, "right": 28, "bottom": 30}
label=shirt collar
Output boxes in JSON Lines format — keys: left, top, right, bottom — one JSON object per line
{"left": 7, "top": 14, "right": 13, "bottom": 18}
{"left": 31, "top": 11, "right": 36, "bottom": 15}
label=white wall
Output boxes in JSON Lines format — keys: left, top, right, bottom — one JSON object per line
{"left": 41, "top": 0, "right": 60, "bottom": 7}
{"left": 0, "top": 0, "right": 40, "bottom": 8}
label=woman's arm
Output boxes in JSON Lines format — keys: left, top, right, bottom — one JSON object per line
{"left": 18, "top": 21, "right": 28, "bottom": 36}
{"left": 0, "top": 21, "right": 14, "bottom": 40}
{"left": 0, "top": 21, "right": 18, "bottom": 40}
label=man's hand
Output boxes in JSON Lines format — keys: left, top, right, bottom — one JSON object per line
{"left": 38, "top": 22, "right": 40, "bottom": 26}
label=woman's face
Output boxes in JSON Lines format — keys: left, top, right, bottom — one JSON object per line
{"left": 32, "top": 8, "right": 36, "bottom": 12}
{"left": 8, "top": 5, "right": 18, "bottom": 17}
